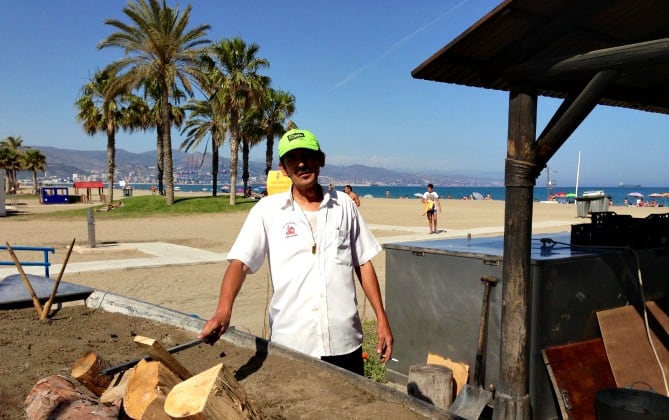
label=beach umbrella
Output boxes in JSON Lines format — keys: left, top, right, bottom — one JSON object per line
{"left": 649, "top": 193, "right": 662, "bottom": 197}
{"left": 565, "top": 192, "right": 576, "bottom": 197}
{"left": 627, "top": 192, "right": 644, "bottom": 198}
{"left": 471, "top": 192, "right": 484, "bottom": 200}
{"left": 554, "top": 191, "right": 566, "bottom": 197}
{"left": 413, "top": 193, "right": 423, "bottom": 198}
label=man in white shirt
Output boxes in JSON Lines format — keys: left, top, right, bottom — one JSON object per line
{"left": 199, "top": 129, "right": 393, "bottom": 375}
{"left": 422, "top": 183, "right": 442, "bottom": 234}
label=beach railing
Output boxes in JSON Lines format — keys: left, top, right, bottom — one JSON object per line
{"left": 0, "top": 245, "right": 56, "bottom": 278}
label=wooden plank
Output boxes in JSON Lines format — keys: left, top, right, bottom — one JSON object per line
{"left": 543, "top": 338, "right": 616, "bottom": 420}
{"left": 596, "top": 304, "right": 669, "bottom": 391}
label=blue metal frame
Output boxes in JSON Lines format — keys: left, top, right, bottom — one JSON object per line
{"left": 0, "top": 245, "right": 56, "bottom": 278}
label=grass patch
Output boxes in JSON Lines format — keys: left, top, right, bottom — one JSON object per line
{"left": 363, "top": 319, "right": 387, "bottom": 382}
{"left": 29, "top": 194, "right": 258, "bottom": 219}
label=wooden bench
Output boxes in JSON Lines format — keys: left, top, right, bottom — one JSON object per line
{"left": 0, "top": 245, "right": 56, "bottom": 278}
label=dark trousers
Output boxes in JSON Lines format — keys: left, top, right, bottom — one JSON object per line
{"left": 321, "top": 346, "right": 364, "bottom": 376}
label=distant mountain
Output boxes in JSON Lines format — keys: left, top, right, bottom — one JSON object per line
{"left": 22, "top": 145, "right": 503, "bottom": 187}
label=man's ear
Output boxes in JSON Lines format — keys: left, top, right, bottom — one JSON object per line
{"left": 279, "top": 162, "right": 288, "bottom": 176}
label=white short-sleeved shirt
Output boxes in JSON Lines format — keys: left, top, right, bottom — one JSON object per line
{"left": 227, "top": 188, "right": 381, "bottom": 357}
{"left": 423, "top": 191, "right": 439, "bottom": 201}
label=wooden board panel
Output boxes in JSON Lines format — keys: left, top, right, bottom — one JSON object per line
{"left": 597, "top": 304, "right": 669, "bottom": 392}
{"left": 543, "top": 339, "right": 616, "bottom": 420}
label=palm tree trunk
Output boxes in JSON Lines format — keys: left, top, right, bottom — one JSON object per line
{"left": 242, "top": 139, "right": 250, "bottom": 194}
{"left": 156, "top": 125, "right": 165, "bottom": 195}
{"left": 265, "top": 133, "right": 274, "bottom": 175}
{"left": 161, "top": 88, "right": 175, "bottom": 205}
{"left": 31, "top": 171, "right": 38, "bottom": 195}
{"left": 106, "top": 122, "right": 116, "bottom": 204}
{"left": 211, "top": 136, "right": 219, "bottom": 197}
{"left": 229, "top": 135, "right": 240, "bottom": 206}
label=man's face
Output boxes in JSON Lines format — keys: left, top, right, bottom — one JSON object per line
{"left": 427, "top": 186, "right": 433, "bottom": 192}
{"left": 344, "top": 186, "right": 351, "bottom": 193}
{"left": 280, "top": 149, "right": 322, "bottom": 188}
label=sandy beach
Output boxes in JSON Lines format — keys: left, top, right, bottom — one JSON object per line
{"left": 2, "top": 189, "right": 667, "bottom": 337}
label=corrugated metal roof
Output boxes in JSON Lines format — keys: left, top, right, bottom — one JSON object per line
{"left": 412, "top": 0, "right": 669, "bottom": 115}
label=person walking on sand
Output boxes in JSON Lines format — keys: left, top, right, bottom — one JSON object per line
{"left": 344, "top": 184, "right": 361, "bottom": 207}
{"left": 422, "top": 183, "right": 442, "bottom": 234}
{"left": 199, "top": 128, "right": 393, "bottom": 375}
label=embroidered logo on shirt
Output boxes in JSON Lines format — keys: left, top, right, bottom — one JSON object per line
{"left": 284, "top": 222, "right": 298, "bottom": 238}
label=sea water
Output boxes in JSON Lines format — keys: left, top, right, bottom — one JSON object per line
{"left": 125, "top": 183, "right": 669, "bottom": 206}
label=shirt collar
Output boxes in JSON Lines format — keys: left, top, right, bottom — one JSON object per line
{"left": 281, "top": 185, "right": 339, "bottom": 210}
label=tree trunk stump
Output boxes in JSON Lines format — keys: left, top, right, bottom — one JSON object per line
{"left": 407, "top": 363, "right": 454, "bottom": 410}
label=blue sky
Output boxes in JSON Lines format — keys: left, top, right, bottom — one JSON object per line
{"left": 1, "top": 0, "right": 667, "bottom": 186}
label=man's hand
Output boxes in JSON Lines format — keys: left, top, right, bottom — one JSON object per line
{"left": 198, "top": 313, "right": 230, "bottom": 343}
{"left": 376, "top": 322, "right": 394, "bottom": 363}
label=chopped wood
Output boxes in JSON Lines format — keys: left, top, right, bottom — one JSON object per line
{"left": 164, "top": 363, "right": 263, "bottom": 419}
{"left": 133, "top": 335, "right": 193, "bottom": 380}
{"left": 123, "top": 359, "right": 181, "bottom": 420}
{"left": 71, "top": 351, "right": 113, "bottom": 396}
{"left": 99, "top": 370, "right": 130, "bottom": 406}
{"left": 24, "top": 375, "right": 119, "bottom": 419}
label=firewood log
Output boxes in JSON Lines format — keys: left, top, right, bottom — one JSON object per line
{"left": 25, "top": 375, "right": 119, "bottom": 419}
{"left": 164, "top": 363, "right": 263, "bottom": 419}
{"left": 123, "top": 359, "right": 181, "bottom": 420}
{"left": 99, "top": 370, "right": 130, "bottom": 406}
{"left": 133, "top": 335, "right": 192, "bottom": 380}
{"left": 71, "top": 351, "right": 113, "bottom": 396}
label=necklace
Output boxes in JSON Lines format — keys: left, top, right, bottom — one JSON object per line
{"left": 298, "top": 205, "right": 318, "bottom": 254}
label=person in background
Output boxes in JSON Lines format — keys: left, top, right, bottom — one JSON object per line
{"left": 199, "top": 128, "right": 393, "bottom": 375}
{"left": 422, "top": 183, "right": 442, "bottom": 234}
{"left": 328, "top": 183, "right": 335, "bottom": 192}
{"left": 344, "top": 184, "right": 361, "bottom": 207}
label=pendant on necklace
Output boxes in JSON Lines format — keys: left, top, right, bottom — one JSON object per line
{"left": 312, "top": 244, "right": 316, "bottom": 254}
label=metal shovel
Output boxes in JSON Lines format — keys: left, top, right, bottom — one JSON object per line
{"left": 448, "top": 275, "right": 497, "bottom": 419}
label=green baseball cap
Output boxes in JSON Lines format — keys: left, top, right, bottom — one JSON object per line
{"left": 278, "top": 129, "right": 320, "bottom": 158}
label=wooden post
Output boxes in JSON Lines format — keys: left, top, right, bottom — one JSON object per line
{"left": 87, "top": 208, "right": 96, "bottom": 248}
{"left": 5, "top": 242, "right": 43, "bottom": 317}
{"left": 40, "top": 238, "right": 76, "bottom": 320}
{"left": 407, "top": 363, "right": 454, "bottom": 410}
{"left": 494, "top": 87, "right": 537, "bottom": 419}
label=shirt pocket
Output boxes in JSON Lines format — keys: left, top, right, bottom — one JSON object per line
{"left": 330, "top": 227, "right": 352, "bottom": 266}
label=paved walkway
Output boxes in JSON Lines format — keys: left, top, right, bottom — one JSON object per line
{"left": 0, "top": 220, "right": 572, "bottom": 278}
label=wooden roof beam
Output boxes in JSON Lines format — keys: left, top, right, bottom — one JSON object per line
{"left": 506, "top": 38, "right": 669, "bottom": 83}
{"left": 535, "top": 69, "right": 619, "bottom": 167}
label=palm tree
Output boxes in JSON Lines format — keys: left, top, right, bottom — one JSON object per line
{"left": 98, "top": 0, "right": 210, "bottom": 205}
{"left": 139, "top": 79, "right": 187, "bottom": 195}
{"left": 75, "top": 69, "right": 133, "bottom": 204}
{"left": 261, "top": 88, "right": 295, "bottom": 175}
{"left": 180, "top": 98, "right": 227, "bottom": 196}
{"left": 206, "top": 37, "right": 270, "bottom": 205}
{"left": 22, "top": 149, "right": 46, "bottom": 195}
{"left": 0, "top": 136, "right": 24, "bottom": 192}
{"left": 239, "top": 108, "right": 264, "bottom": 194}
